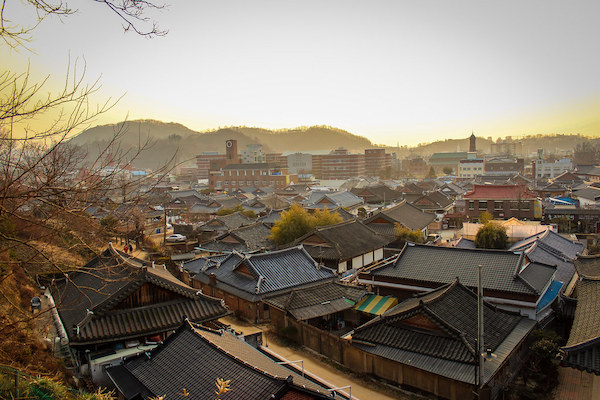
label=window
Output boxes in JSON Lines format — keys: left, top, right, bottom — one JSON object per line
{"left": 522, "top": 201, "right": 530, "bottom": 210}
{"left": 478, "top": 201, "right": 487, "bottom": 210}
{"left": 494, "top": 201, "right": 503, "bottom": 210}
{"left": 231, "top": 180, "right": 236, "bottom": 185}
{"left": 469, "top": 201, "right": 474, "bottom": 210}
{"left": 510, "top": 201, "right": 519, "bottom": 210}
{"left": 247, "top": 180, "right": 251, "bottom": 185}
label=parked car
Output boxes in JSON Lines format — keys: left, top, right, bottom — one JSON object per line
{"left": 166, "top": 234, "right": 186, "bottom": 242}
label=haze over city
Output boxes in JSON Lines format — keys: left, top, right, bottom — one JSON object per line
{"left": 2, "top": 0, "right": 600, "bottom": 145}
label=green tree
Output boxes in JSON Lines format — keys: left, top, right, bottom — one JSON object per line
{"left": 426, "top": 166, "right": 436, "bottom": 178}
{"left": 475, "top": 222, "right": 508, "bottom": 249}
{"left": 442, "top": 167, "right": 453, "bottom": 175}
{"left": 394, "top": 224, "right": 424, "bottom": 244}
{"left": 478, "top": 211, "right": 493, "bottom": 225}
{"left": 269, "top": 204, "right": 342, "bottom": 245}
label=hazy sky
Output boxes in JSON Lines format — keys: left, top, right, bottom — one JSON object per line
{"left": 3, "top": 0, "right": 600, "bottom": 145}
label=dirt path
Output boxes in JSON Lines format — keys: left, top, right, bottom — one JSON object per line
{"left": 219, "top": 317, "right": 421, "bottom": 400}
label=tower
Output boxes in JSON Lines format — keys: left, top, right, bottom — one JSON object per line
{"left": 225, "top": 139, "right": 239, "bottom": 164}
{"left": 469, "top": 132, "right": 476, "bottom": 153}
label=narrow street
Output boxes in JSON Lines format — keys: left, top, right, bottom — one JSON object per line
{"left": 219, "top": 317, "right": 422, "bottom": 400}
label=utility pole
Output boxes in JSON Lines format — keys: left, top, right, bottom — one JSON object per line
{"left": 477, "top": 264, "right": 484, "bottom": 396}
{"left": 163, "top": 196, "right": 167, "bottom": 247}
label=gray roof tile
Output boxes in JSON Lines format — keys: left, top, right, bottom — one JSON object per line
{"left": 367, "top": 243, "right": 541, "bottom": 295}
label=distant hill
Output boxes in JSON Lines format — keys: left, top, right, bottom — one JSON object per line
{"left": 70, "top": 121, "right": 376, "bottom": 170}
{"left": 71, "top": 120, "right": 597, "bottom": 170}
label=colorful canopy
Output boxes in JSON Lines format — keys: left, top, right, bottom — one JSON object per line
{"left": 354, "top": 295, "right": 398, "bottom": 316}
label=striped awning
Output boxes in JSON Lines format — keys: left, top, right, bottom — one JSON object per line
{"left": 354, "top": 295, "right": 398, "bottom": 316}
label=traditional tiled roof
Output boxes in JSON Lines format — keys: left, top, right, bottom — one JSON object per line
{"left": 572, "top": 187, "right": 600, "bottom": 201}
{"left": 463, "top": 184, "right": 538, "bottom": 200}
{"left": 562, "top": 271, "right": 600, "bottom": 374}
{"left": 304, "top": 190, "right": 363, "bottom": 209}
{"left": 264, "top": 281, "right": 368, "bottom": 321}
{"left": 410, "top": 191, "right": 453, "bottom": 210}
{"left": 575, "top": 165, "right": 600, "bottom": 176}
{"left": 351, "top": 280, "right": 535, "bottom": 384}
{"left": 107, "top": 321, "right": 329, "bottom": 400}
{"left": 510, "top": 230, "right": 584, "bottom": 260}
{"left": 51, "top": 245, "right": 228, "bottom": 345}
{"left": 365, "top": 243, "right": 551, "bottom": 296}
{"left": 183, "top": 255, "right": 229, "bottom": 275}
{"left": 364, "top": 201, "right": 435, "bottom": 233}
{"left": 574, "top": 255, "right": 600, "bottom": 279}
{"left": 454, "top": 237, "right": 477, "bottom": 249}
{"left": 194, "top": 246, "right": 335, "bottom": 302}
{"left": 523, "top": 243, "right": 575, "bottom": 290}
{"left": 350, "top": 185, "right": 403, "bottom": 204}
{"left": 200, "top": 222, "right": 274, "bottom": 253}
{"left": 201, "top": 212, "right": 255, "bottom": 232}
{"left": 293, "top": 220, "right": 392, "bottom": 262}
{"left": 259, "top": 209, "right": 287, "bottom": 225}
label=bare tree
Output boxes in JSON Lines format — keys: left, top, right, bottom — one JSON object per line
{"left": 0, "top": 0, "right": 175, "bottom": 376}
{"left": 1, "top": 0, "right": 167, "bottom": 48}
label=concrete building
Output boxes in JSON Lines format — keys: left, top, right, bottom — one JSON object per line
{"left": 533, "top": 158, "right": 574, "bottom": 179}
{"left": 286, "top": 152, "right": 313, "bottom": 174}
{"left": 484, "top": 157, "right": 525, "bottom": 177}
{"left": 195, "top": 139, "right": 240, "bottom": 179}
{"left": 241, "top": 143, "right": 264, "bottom": 164}
{"left": 209, "top": 163, "right": 297, "bottom": 192}
{"left": 428, "top": 152, "right": 477, "bottom": 174}
{"left": 491, "top": 140, "right": 523, "bottom": 156}
{"left": 364, "top": 148, "right": 391, "bottom": 176}
{"left": 458, "top": 158, "right": 484, "bottom": 179}
{"left": 314, "top": 148, "right": 366, "bottom": 180}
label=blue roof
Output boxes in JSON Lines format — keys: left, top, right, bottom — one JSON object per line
{"left": 537, "top": 280, "right": 563, "bottom": 311}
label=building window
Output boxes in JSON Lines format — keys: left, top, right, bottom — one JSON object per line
{"left": 478, "top": 201, "right": 487, "bottom": 210}
{"left": 469, "top": 201, "right": 474, "bottom": 210}
{"left": 522, "top": 201, "right": 530, "bottom": 210}
{"left": 510, "top": 201, "right": 519, "bottom": 210}
{"left": 494, "top": 201, "right": 503, "bottom": 210}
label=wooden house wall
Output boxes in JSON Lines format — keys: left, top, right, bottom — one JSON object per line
{"left": 114, "top": 283, "right": 183, "bottom": 309}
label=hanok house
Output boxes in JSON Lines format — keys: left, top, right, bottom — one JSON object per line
{"left": 46, "top": 244, "right": 229, "bottom": 386}
{"left": 350, "top": 184, "right": 403, "bottom": 205}
{"left": 264, "top": 281, "right": 368, "bottom": 334}
{"left": 107, "top": 321, "right": 332, "bottom": 400}
{"left": 363, "top": 200, "right": 436, "bottom": 239}
{"left": 292, "top": 219, "right": 393, "bottom": 274}
{"left": 198, "top": 211, "right": 256, "bottom": 242}
{"left": 409, "top": 191, "right": 454, "bottom": 222}
{"left": 358, "top": 243, "right": 559, "bottom": 320}
{"left": 347, "top": 280, "right": 536, "bottom": 400}
{"left": 462, "top": 184, "right": 540, "bottom": 221}
{"left": 199, "top": 221, "right": 274, "bottom": 253}
{"left": 561, "top": 255, "right": 600, "bottom": 375}
{"left": 192, "top": 246, "right": 336, "bottom": 322}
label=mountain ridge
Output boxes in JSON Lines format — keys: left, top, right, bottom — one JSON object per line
{"left": 70, "top": 119, "right": 597, "bottom": 170}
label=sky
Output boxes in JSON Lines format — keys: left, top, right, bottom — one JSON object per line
{"left": 2, "top": 0, "right": 600, "bottom": 146}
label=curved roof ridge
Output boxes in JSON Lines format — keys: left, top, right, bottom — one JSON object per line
{"left": 187, "top": 322, "right": 290, "bottom": 382}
